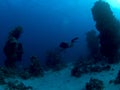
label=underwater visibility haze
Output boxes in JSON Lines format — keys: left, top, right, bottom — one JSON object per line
{"left": 0, "top": 0, "right": 120, "bottom": 90}
{"left": 0, "top": 0, "right": 119, "bottom": 66}
{"left": 0, "top": 0, "right": 98, "bottom": 65}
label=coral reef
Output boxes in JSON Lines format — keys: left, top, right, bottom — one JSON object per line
{"left": 0, "top": 66, "right": 18, "bottom": 78}
{"left": 5, "top": 80, "right": 33, "bottom": 90}
{"left": 91, "top": 0, "right": 120, "bottom": 63}
{"left": 19, "top": 70, "right": 31, "bottom": 80}
{"left": 45, "top": 37, "right": 79, "bottom": 71}
{"left": 0, "top": 67, "right": 7, "bottom": 85}
{"left": 71, "top": 65, "right": 82, "bottom": 77}
{"left": 45, "top": 50, "right": 66, "bottom": 71}
{"left": 28, "top": 56, "right": 44, "bottom": 77}
{"left": 86, "top": 30, "right": 100, "bottom": 58}
{"left": 0, "top": 66, "right": 33, "bottom": 89}
{"left": 114, "top": 70, "right": 120, "bottom": 84}
{"left": 71, "top": 59, "right": 111, "bottom": 78}
{"left": 3, "top": 26, "right": 23, "bottom": 68}
{"left": 19, "top": 56, "right": 44, "bottom": 79}
{"left": 0, "top": 73, "right": 6, "bottom": 85}
{"left": 86, "top": 78, "right": 104, "bottom": 90}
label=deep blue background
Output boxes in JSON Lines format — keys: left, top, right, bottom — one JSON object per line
{"left": 0, "top": 0, "right": 119, "bottom": 66}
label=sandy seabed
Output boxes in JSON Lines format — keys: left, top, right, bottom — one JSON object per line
{"left": 1, "top": 63, "right": 120, "bottom": 90}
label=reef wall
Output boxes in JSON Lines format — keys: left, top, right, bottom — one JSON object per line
{"left": 91, "top": 0, "right": 120, "bottom": 63}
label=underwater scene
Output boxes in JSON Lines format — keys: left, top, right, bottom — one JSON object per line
{"left": 0, "top": 0, "right": 120, "bottom": 90}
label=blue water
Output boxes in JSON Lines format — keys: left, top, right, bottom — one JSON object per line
{"left": 0, "top": 0, "right": 119, "bottom": 66}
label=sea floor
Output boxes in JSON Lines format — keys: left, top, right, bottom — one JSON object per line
{"left": 1, "top": 63, "right": 120, "bottom": 90}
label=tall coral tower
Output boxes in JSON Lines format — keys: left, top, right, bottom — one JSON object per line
{"left": 3, "top": 26, "right": 23, "bottom": 68}
{"left": 91, "top": 0, "right": 120, "bottom": 63}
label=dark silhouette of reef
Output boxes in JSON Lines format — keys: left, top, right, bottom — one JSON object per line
{"left": 114, "top": 70, "right": 120, "bottom": 84}
{"left": 3, "top": 26, "right": 23, "bottom": 68}
{"left": 45, "top": 37, "right": 78, "bottom": 71}
{"left": 109, "top": 70, "right": 120, "bottom": 85}
{"left": 1, "top": 1, "right": 120, "bottom": 90}
{"left": 28, "top": 56, "right": 44, "bottom": 77}
{"left": 45, "top": 50, "right": 66, "bottom": 71}
{"left": 5, "top": 80, "right": 33, "bottom": 90}
{"left": 71, "top": 59, "right": 111, "bottom": 78}
{"left": 86, "top": 30, "right": 100, "bottom": 59}
{"left": 91, "top": 0, "right": 120, "bottom": 63}
{"left": 86, "top": 78, "right": 104, "bottom": 90}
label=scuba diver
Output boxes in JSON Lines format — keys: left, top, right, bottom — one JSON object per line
{"left": 59, "top": 37, "right": 79, "bottom": 52}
